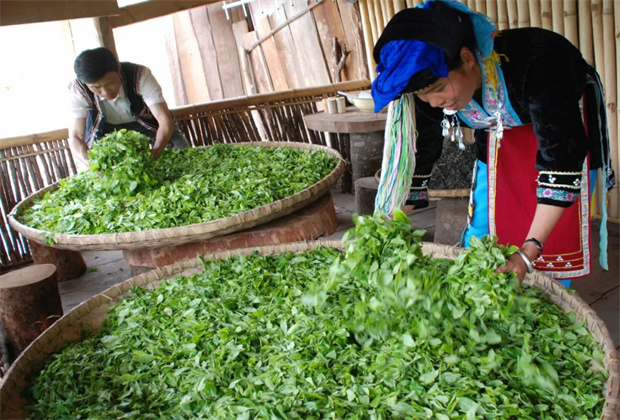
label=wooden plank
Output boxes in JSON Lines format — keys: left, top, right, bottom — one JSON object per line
{"left": 267, "top": 4, "right": 305, "bottom": 89}
{"left": 254, "top": 15, "right": 289, "bottom": 91}
{"left": 337, "top": 0, "right": 368, "bottom": 81}
{"left": 312, "top": 0, "right": 350, "bottom": 83}
{"left": 232, "top": 21, "right": 257, "bottom": 95}
{"left": 163, "top": 16, "right": 188, "bottom": 106}
{"left": 243, "top": 31, "right": 274, "bottom": 93}
{"left": 283, "top": 1, "right": 331, "bottom": 87}
{"left": 207, "top": 4, "right": 244, "bottom": 98}
{"left": 172, "top": 11, "right": 211, "bottom": 104}
{"left": 110, "top": 0, "right": 219, "bottom": 28}
{"left": 0, "top": 0, "right": 119, "bottom": 26}
{"left": 189, "top": 7, "right": 224, "bottom": 100}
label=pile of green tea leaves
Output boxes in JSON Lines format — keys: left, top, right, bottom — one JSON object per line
{"left": 17, "top": 130, "right": 338, "bottom": 236}
{"left": 28, "top": 212, "right": 607, "bottom": 419}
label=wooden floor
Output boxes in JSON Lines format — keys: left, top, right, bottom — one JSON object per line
{"left": 58, "top": 188, "right": 619, "bottom": 350}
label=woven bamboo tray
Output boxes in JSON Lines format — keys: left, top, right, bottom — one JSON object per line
{"left": 8, "top": 142, "right": 345, "bottom": 251}
{"left": 0, "top": 241, "right": 618, "bottom": 419}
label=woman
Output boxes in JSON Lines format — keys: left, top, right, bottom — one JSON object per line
{"left": 372, "top": 0, "right": 615, "bottom": 286}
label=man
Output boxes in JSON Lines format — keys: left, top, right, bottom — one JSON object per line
{"left": 68, "top": 47, "right": 189, "bottom": 170}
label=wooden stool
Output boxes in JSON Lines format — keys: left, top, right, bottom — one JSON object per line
{"left": 433, "top": 198, "right": 469, "bottom": 247}
{"left": 28, "top": 241, "right": 87, "bottom": 282}
{"left": 0, "top": 264, "right": 63, "bottom": 368}
{"left": 354, "top": 176, "right": 378, "bottom": 215}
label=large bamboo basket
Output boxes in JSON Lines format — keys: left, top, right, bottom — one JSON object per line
{"left": 0, "top": 241, "right": 618, "bottom": 419}
{"left": 7, "top": 142, "right": 345, "bottom": 251}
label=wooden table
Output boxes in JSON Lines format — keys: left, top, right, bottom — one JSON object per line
{"left": 303, "top": 107, "right": 387, "bottom": 189}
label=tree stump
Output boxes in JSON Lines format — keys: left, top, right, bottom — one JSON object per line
{"left": 433, "top": 198, "right": 469, "bottom": 247}
{"left": 0, "top": 264, "right": 63, "bottom": 366}
{"left": 28, "top": 240, "right": 87, "bottom": 282}
{"left": 354, "top": 176, "right": 379, "bottom": 215}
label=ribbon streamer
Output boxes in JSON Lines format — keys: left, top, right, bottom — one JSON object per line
{"left": 374, "top": 93, "right": 417, "bottom": 215}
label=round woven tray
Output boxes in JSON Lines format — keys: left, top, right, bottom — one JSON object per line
{"left": 8, "top": 142, "right": 345, "bottom": 251}
{"left": 0, "top": 241, "right": 618, "bottom": 419}
{"left": 374, "top": 169, "right": 470, "bottom": 199}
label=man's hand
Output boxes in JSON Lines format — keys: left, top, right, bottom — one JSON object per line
{"left": 149, "top": 102, "right": 174, "bottom": 160}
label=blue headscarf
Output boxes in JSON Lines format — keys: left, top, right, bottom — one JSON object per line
{"left": 372, "top": 40, "right": 448, "bottom": 112}
{"left": 371, "top": 0, "right": 496, "bottom": 113}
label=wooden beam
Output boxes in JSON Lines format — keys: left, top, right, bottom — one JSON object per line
{"left": 0, "top": 1, "right": 120, "bottom": 26}
{"left": 109, "top": 0, "right": 220, "bottom": 28}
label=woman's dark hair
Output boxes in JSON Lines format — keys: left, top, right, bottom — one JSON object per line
{"left": 375, "top": 2, "right": 477, "bottom": 94}
{"left": 73, "top": 47, "right": 120, "bottom": 83}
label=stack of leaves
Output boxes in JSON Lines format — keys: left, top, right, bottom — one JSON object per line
{"left": 87, "top": 129, "right": 161, "bottom": 195}
{"left": 18, "top": 131, "right": 338, "bottom": 236}
{"left": 27, "top": 213, "right": 607, "bottom": 419}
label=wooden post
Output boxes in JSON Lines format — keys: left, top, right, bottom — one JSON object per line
{"left": 0, "top": 264, "right": 63, "bottom": 365}
{"left": 28, "top": 241, "right": 87, "bottom": 282}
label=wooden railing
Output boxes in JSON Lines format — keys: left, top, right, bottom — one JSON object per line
{"left": 0, "top": 80, "right": 371, "bottom": 272}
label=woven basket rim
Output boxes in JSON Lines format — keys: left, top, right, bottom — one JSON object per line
{"left": 8, "top": 142, "right": 344, "bottom": 251}
{"left": 374, "top": 169, "right": 470, "bottom": 199}
{"left": 1, "top": 240, "right": 617, "bottom": 419}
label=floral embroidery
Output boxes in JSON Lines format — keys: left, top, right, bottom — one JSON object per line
{"left": 537, "top": 172, "right": 581, "bottom": 190}
{"left": 556, "top": 256, "right": 564, "bottom": 261}
{"left": 538, "top": 188, "right": 578, "bottom": 203}
{"left": 409, "top": 190, "right": 428, "bottom": 201}
{"left": 456, "top": 51, "right": 522, "bottom": 131}
{"left": 566, "top": 262, "right": 573, "bottom": 268}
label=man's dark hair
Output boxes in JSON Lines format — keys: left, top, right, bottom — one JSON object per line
{"left": 74, "top": 47, "right": 120, "bottom": 83}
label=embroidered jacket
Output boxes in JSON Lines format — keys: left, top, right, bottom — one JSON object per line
{"left": 73, "top": 62, "right": 159, "bottom": 145}
{"left": 411, "top": 27, "right": 615, "bottom": 208}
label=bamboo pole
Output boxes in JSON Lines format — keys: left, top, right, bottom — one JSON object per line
{"left": 562, "top": 0, "right": 578, "bottom": 46}
{"left": 475, "top": 0, "right": 486, "bottom": 15}
{"left": 506, "top": 0, "right": 518, "bottom": 29}
{"left": 517, "top": 0, "right": 530, "bottom": 28}
{"left": 578, "top": 0, "right": 594, "bottom": 66}
{"left": 358, "top": 0, "right": 377, "bottom": 81}
{"left": 385, "top": 0, "right": 395, "bottom": 20}
{"left": 393, "top": 0, "right": 407, "bottom": 14}
{"left": 486, "top": 0, "right": 498, "bottom": 26}
{"left": 497, "top": 0, "right": 509, "bottom": 30}
{"left": 374, "top": 0, "right": 386, "bottom": 35}
{"left": 615, "top": 0, "right": 620, "bottom": 219}
{"left": 602, "top": 0, "right": 618, "bottom": 219}
{"left": 591, "top": 1, "right": 605, "bottom": 87}
{"left": 540, "top": 0, "right": 552, "bottom": 30}
{"left": 529, "top": 0, "right": 541, "bottom": 28}
{"left": 466, "top": 0, "right": 476, "bottom": 10}
{"left": 551, "top": 0, "right": 564, "bottom": 35}
{"left": 591, "top": 0, "right": 605, "bottom": 218}
{"left": 380, "top": 0, "right": 391, "bottom": 32}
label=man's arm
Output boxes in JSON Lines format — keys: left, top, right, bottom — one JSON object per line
{"left": 149, "top": 102, "right": 174, "bottom": 160}
{"left": 68, "top": 117, "right": 90, "bottom": 172}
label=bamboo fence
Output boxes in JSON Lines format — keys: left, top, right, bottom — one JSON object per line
{"left": 0, "top": 81, "right": 370, "bottom": 271}
{"left": 359, "top": 0, "right": 619, "bottom": 221}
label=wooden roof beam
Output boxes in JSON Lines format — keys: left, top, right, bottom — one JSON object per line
{"left": 0, "top": 0, "right": 120, "bottom": 26}
{"left": 109, "top": 0, "right": 221, "bottom": 28}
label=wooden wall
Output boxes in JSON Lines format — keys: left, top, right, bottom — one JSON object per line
{"left": 119, "top": 0, "right": 368, "bottom": 106}
{"left": 358, "top": 0, "right": 619, "bottom": 221}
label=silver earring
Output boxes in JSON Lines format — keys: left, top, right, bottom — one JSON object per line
{"left": 442, "top": 109, "right": 464, "bottom": 150}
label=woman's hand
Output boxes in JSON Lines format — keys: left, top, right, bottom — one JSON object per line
{"left": 496, "top": 241, "right": 541, "bottom": 284}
